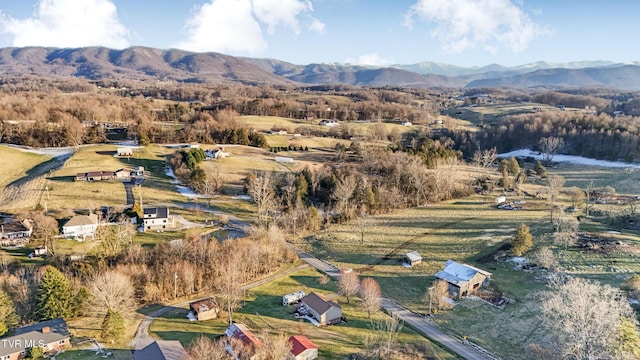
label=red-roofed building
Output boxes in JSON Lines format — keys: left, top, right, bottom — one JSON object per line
{"left": 289, "top": 335, "right": 318, "bottom": 360}
{"left": 224, "top": 323, "right": 264, "bottom": 347}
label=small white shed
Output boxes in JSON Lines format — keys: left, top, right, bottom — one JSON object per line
{"left": 403, "top": 251, "right": 422, "bottom": 266}
{"left": 275, "top": 156, "right": 294, "bottom": 164}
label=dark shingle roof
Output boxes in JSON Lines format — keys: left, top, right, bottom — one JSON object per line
{"left": 133, "top": 340, "right": 188, "bottom": 360}
{"left": 15, "top": 318, "right": 69, "bottom": 336}
{"left": 302, "top": 292, "right": 341, "bottom": 315}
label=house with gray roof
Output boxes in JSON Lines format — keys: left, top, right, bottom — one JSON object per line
{"left": 301, "top": 292, "right": 342, "bottom": 326}
{"left": 143, "top": 207, "right": 174, "bottom": 231}
{"left": 434, "top": 260, "right": 492, "bottom": 299}
{"left": 0, "top": 318, "right": 70, "bottom": 359}
{"left": 62, "top": 213, "right": 99, "bottom": 240}
{"left": 133, "top": 340, "right": 188, "bottom": 360}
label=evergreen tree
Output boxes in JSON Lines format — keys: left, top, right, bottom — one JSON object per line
{"left": 507, "top": 157, "right": 521, "bottom": 176}
{"left": 534, "top": 160, "right": 547, "bottom": 177}
{"left": 101, "top": 310, "right": 125, "bottom": 344}
{"left": 511, "top": 223, "right": 533, "bottom": 256}
{"left": 0, "top": 290, "right": 19, "bottom": 336}
{"left": 36, "top": 266, "right": 73, "bottom": 320}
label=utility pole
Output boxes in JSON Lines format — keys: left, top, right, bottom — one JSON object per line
{"left": 428, "top": 286, "right": 434, "bottom": 315}
{"left": 139, "top": 184, "right": 143, "bottom": 209}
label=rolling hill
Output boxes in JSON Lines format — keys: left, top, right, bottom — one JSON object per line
{"left": 0, "top": 46, "right": 639, "bottom": 89}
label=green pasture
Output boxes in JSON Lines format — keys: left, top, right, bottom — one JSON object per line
{"left": 150, "top": 267, "right": 455, "bottom": 359}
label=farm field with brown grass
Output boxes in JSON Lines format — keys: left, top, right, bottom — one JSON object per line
{"left": 290, "top": 162, "right": 640, "bottom": 359}
{"left": 150, "top": 266, "right": 457, "bottom": 360}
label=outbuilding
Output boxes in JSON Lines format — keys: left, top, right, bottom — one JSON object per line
{"left": 403, "top": 251, "right": 422, "bottom": 266}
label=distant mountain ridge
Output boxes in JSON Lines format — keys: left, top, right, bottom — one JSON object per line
{"left": 0, "top": 46, "right": 639, "bottom": 89}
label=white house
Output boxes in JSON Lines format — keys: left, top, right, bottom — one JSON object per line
{"left": 117, "top": 147, "right": 133, "bottom": 157}
{"left": 319, "top": 119, "right": 339, "bottom": 127}
{"left": 143, "top": 207, "right": 174, "bottom": 231}
{"left": 62, "top": 213, "right": 99, "bottom": 240}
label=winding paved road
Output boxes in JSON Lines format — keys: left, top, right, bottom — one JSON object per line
{"left": 294, "top": 247, "right": 491, "bottom": 360}
{"left": 129, "top": 263, "right": 309, "bottom": 350}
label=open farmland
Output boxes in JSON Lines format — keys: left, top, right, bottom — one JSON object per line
{"left": 443, "top": 102, "right": 584, "bottom": 125}
{"left": 150, "top": 267, "right": 456, "bottom": 359}
{"left": 294, "top": 163, "right": 640, "bottom": 358}
{"left": 0, "top": 147, "right": 71, "bottom": 212}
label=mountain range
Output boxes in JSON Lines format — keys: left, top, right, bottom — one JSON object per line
{"left": 1, "top": 46, "right": 639, "bottom": 90}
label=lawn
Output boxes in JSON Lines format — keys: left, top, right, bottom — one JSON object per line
{"left": 150, "top": 267, "right": 456, "bottom": 359}
{"left": 293, "top": 164, "right": 640, "bottom": 359}
{"left": 297, "top": 193, "right": 551, "bottom": 307}
{"left": 0, "top": 145, "right": 51, "bottom": 188}
{"left": 443, "top": 102, "right": 585, "bottom": 125}
{"left": 44, "top": 144, "right": 180, "bottom": 210}
{"left": 56, "top": 349, "right": 132, "bottom": 360}
{"left": 0, "top": 146, "right": 59, "bottom": 212}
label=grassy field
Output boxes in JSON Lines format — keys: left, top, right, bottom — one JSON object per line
{"left": 150, "top": 267, "right": 456, "bottom": 359}
{"left": 44, "top": 144, "right": 181, "bottom": 210}
{"left": 56, "top": 349, "right": 132, "bottom": 360}
{"left": 0, "top": 145, "right": 58, "bottom": 212}
{"left": 0, "top": 145, "right": 51, "bottom": 188}
{"left": 292, "top": 164, "right": 640, "bottom": 359}
{"left": 443, "top": 102, "right": 585, "bottom": 125}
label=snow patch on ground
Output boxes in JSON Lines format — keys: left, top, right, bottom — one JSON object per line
{"left": 164, "top": 167, "right": 207, "bottom": 199}
{"left": 499, "top": 149, "right": 640, "bottom": 169}
{"left": 186, "top": 311, "right": 197, "bottom": 321}
{"left": 3, "top": 144, "right": 76, "bottom": 158}
{"left": 508, "top": 257, "right": 529, "bottom": 270}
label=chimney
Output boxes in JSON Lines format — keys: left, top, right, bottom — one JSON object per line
{"left": 41, "top": 326, "right": 50, "bottom": 334}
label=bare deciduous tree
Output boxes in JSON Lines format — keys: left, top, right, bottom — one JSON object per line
{"left": 424, "top": 279, "right": 452, "bottom": 313}
{"left": 539, "top": 136, "right": 564, "bottom": 163}
{"left": 547, "top": 175, "right": 565, "bottom": 224}
{"left": 338, "top": 270, "right": 360, "bottom": 304}
{"left": 359, "top": 278, "right": 381, "bottom": 319}
{"left": 407, "top": 158, "right": 430, "bottom": 206}
{"left": 472, "top": 147, "right": 498, "bottom": 169}
{"left": 539, "top": 277, "right": 634, "bottom": 360}
{"left": 531, "top": 246, "right": 557, "bottom": 271}
{"left": 217, "top": 256, "right": 243, "bottom": 324}
{"left": 255, "top": 332, "right": 293, "bottom": 360}
{"left": 95, "top": 219, "right": 135, "bottom": 258}
{"left": 368, "top": 313, "right": 404, "bottom": 359}
{"left": 332, "top": 175, "right": 357, "bottom": 216}
{"left": 553, "top": 232, "right": 577, "bottom": 249}
{"left": 89, "top": 270, "right": 135, "bottom": 316}
{"left": 247, "top": 171, "right": 276, "bottom": 223}
{"left": 188, "top": 336, "right": 229, "bottom": 360}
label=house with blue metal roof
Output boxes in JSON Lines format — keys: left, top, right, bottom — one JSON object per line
{"left": 435, "top": 260, "right": 492, "bottom": 299}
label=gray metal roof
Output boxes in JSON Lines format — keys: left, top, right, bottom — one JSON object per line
{"left": 434, "top": 260, "right": 492, "bottom": 286}
{"left": 0, "top": 331, "right": 68, "bottom": 357}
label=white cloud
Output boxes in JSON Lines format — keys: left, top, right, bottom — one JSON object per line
{"left": 175, "top": 0, "right": 322, "bottom": 54}
{"left": 0, "top": 0, "right": 129, "bottom": 48}
{"left": 345, "top": 53, "right": 393, "bottom": 67}
{"left": 308, "top": 18, "right": 326, "bottom": 33}
{"left": 176, "top": 0, "right": 266, "bottom": 54}
{"left": 251, "top": 0, "right": 312, "bottom": 34}
{"left": 404, "top": 0, "right": 552, "bottom": 53}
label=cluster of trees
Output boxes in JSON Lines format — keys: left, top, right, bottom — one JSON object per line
{"left": 244, "top": 144, "right": 470, "bottom": 232}
{"left": 0, "top": 224, "right": 295, "bottom": 343}
{"left": 459, "top": 110, "right": 640, "bottom": 162}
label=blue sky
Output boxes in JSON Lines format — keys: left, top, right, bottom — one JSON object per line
{"left": 0, "top": 0, "right": 638, "bottom": 67}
